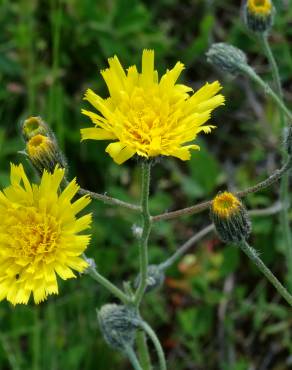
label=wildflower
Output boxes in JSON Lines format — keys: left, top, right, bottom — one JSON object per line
{"left": 210, "top": 191, "right": 251, "bottom": 243}
{"left": 244, "top": 0, "right": 274, "bottom": 33}
{"left": 22, "top": 116, "right": 50, "bottom": 141}
{"left": 26, "top": 134, "right": 67, "bottom": 174}
{"left": 206, "top": 43, "right": 248, "bottom": 76}
{"left": 0, "top": 164, "right": 91, "bottom": 305}
{"left": 81, "top": 50, "right": 224, "bottom": 164}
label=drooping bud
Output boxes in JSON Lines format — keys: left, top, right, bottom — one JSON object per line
{"left": 22, "top": 116, "right": 50, "bottom": 141}
{"left": 26, "top": 134, "right": 66, "bottom": 174}
{"left": 98, "top": 304, "right": 138, "bottom": 351}
{"left": 210, "top": 191, "right": 251, "bottom": 243}
{"left": 206, "top": 43, "right": 248, "bottom": 76}
{"left": 135, "top": 265, "right": 165, "bottom": 293}
{"left": 243, "top": 0, "right": 274, "bottom": 34}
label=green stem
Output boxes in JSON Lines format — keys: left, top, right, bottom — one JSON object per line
{"left": 239, "top": 240, "right": 292, "bottom": 306}
{"left": 260, "top": 35, "right": 284, "bottom": 100}
{"left": 85, "top": 261, "right": 130, "bottom": 304}
{"left": 136, "top": 331, "right": 152, "bottom": 370}
{"left": 240, "top": 64, "right": 292, "bottom": 122}
{"left": 138, "top": 321, "right": 167, "bottom": 370}
{"left": 78, "top": 186, "right": 141, "bottom": 212}
{"left": 259, "top": 35, "right": 292, "bottom": 290}
{"left": 134, "top": 161, "right": 152, "bottom": 306}
{"left": 124, "top": 345, "right": 143, "bottom": 370}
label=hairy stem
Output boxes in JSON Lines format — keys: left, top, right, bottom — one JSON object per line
{"left": 136, "top": 331, "right": 152, "bottom": 370}
{"left": 78, "top": 186, "right": 141, "bottom": 211}
{"left": 85, "top": 261, "right": 130, "bottom": 304}
{"left": 152, "top": 157, "right": 291, "bottom": 222}
{"left": 239, "top": 240, "right": 292, "bottom": 306}
{"left": 160, "top": 202, "right": 283, "bottom": 271}
{"left": 259, "top": 34, "right": 292, "bottom": 290}
{"left": 239, "top": 64, "right": 292, "bottom": 122}
{"left": 134, "top": 161, "right": 152, "bottom": 306}
{"left": 124, "top": 345, "right": 143, "bottom": 370}
{"left": 138, "top": 321, "right": 167, "bottom": 370}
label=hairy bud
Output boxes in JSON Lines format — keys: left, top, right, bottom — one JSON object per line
{"left": 210, "top": 191, "right": 251, "bottom": 243}
{"left": 206, "top": 43, "right": 248, "bottom": 76}
{"left": 98, "top": 304, "right": 138, "bottom": 351}
{"left": 26, "top": 134, "right": 67, "bottom": 174}
{"left": 22, "top": 116, "right": 50, "bottom": 141}
{"left": 243, "top": 0, "right": 274, "bottom": 33}
{"left": 135, "top": 265, "right": 165, "bottom": 293}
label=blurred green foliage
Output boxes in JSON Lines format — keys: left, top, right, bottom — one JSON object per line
{"left": 0, "top": 0, "right": 292, "bottom": 369}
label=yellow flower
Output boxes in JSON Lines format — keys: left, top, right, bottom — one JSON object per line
{"left": 81, "top": 50, "right": 224, "bottom": 164}
{"left": 247, "top": 0, "right": 272, "bottom": 16}
{"left": 26, "top": 134, "right": 66, "bottom": 174}
{"left": 212, "top": 191, "right": 241, "bottom": 219}
{"left": 0, "top": 164, "right": 92, "bottom": 305}
{"left": 211, "top": 192, "right": 251, "bottom": 243}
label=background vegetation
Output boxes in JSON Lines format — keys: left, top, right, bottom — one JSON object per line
{"left": 0, "top": 0, "right": 291, "bottom": 369}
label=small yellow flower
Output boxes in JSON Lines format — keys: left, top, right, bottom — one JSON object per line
{"left": 247, "top": 0, "right": 272, "bottom": 16}
{"left": 0, "top": 164, "right": 92, "bottom": 305}
{"left": 27, "top": 134, "right": 54, "bottom": 160}
{"left": 22, "top": 116, "right": 48, "bottom": 140}
{"left": 26, "top": 134, "right": 66, "bottom": 174}
{"left": 212, "top": 191, "right": 241, "bottom": 218}
{"left": 81, "top": 50, "right": 224, "bottom": 164}
{"left": 211, "top": 192, "right": 251, "bottom": 243}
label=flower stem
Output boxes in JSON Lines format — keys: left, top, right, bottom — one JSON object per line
{"left": 152, "top": 156, "right": 291, "bottom": 222}
{"left": 136, "top": 331, "right": 152, "bottom": 370}
{"left": 86, "top": 264, "right": 131, "bottom": 305}
{"left": 239, "top": 64, "right": 292, "bottom": 122}
{"left": 134, "top": 161, "right": 152, "bottom": 306}
{"left": 78, "top": 186, "right": 141, "bottom": 211}
{"left": 124, "top": 345, "right": 143, "bottom": 370}
{"left": 259, "top": 34, "right": 292, "bottom": 290}
{"left": 239, "top": 240, "right": 292, "bottom": 306}
{"left": 159, "top": 202, "right": 283, "bottom": 271}
{"left": 137, "top": 321, "right": 167, "bottom": 370}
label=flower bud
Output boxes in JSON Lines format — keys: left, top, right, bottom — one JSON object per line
{"left": 98, "top": 304, "right": 138, "bottom": 351}
{"left": 22, "top": 116, "right": 50, "bottom": 141}
{"left": 135, "top": 265, "right": 165, "bottom": 293}
{"left": 210, "top": 191, "right": 251, "bottom": 243}
{"left": 244, "top": 0, "right": 274, "bottom": 33}
{"left": 26, "top": 134, "right": 66, "bottom": 174}
{"left": 206, "top": 43, "right": 248, "bottom": 76}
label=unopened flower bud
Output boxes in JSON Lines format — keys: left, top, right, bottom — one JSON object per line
{"left": 135, "top": 265, "right": 165, "bottom": 293}
{"left": 244, "top": 0, "right": 274, "bottom": 33}
{"left": 98, "top": 304, "right": 138, "bottom": 351}
{"left": 26, "top": 134, "right": 66, "bottom": 174}
{"left": 210, "top": 191, "right": 251, "bottom": 243}
{"left": 22, "top": 116, "right": 50, "bottom": 141}
{"left": 206, "top": 43, "right": 248, "bottom": 76}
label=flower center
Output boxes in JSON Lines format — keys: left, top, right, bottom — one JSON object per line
{"left": 5, "top": 207, "right": 60, "bottom": 258}
{"left": 212, "top": 192, "right": 241, "bottom": 218}
{"left": 118, "top": 87, "right": 181, "bottom": 156}
{"left": 248, "top": 0, "right": 271, "bottom": 14}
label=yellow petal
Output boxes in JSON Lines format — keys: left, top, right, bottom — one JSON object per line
{"left": 105, "top": 142, "right": 136, "bottom": 164}
{"left": 80, "top": 127, "right": 116, "bottom": 141}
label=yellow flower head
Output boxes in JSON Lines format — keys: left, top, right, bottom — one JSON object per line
{"left": 247, "top": 0, "right": 272, "bottom": 16}
{"left": 81, "top": 49, "right": 225, "bottom": 164}
{"left": 26, "top": 134, "right": 66, "bottom": 174}
{"left": 212, "top": 191, "right": 241, "bottom": 219}
{"left": 27, "top": 134, "right": 54, "bottom": 159}
{"left": 22, "top": 116, "right": 49, "bottom": 141}
{"left": 0, "top": 164, "right": 92, "bottom": 305}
